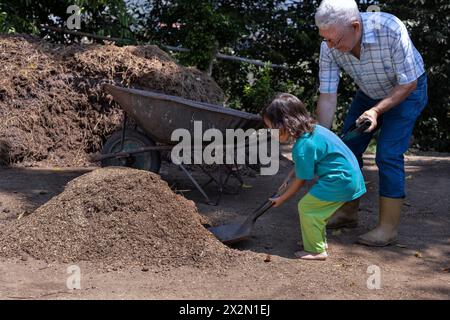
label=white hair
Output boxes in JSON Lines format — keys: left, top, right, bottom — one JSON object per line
{"left": 315, "top": 0, "right": 361, "bottom": 29}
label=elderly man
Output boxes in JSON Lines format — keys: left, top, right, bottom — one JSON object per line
{"left": 314, "top": 0, "right": 428, "bottom": 246}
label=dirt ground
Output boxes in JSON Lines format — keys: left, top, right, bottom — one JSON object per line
{"left": 0, "top": 152, "right": 449, "bottom": 300}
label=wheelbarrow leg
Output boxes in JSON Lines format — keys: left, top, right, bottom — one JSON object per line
{"left": 221, "top": 164, "right": 242, "bottom": 194}
{"left": 232, "top": 163, "right": 244, "bottom": 185}
{"left": 178, "top": 164, "right": 216, "bottom": 205}
{"left": 198, "top": 165, "right": 239, "bottom": 195}
{"left": 225, "top": 163, "right": 244, "bottom": 186}
{"left": 201, "top": 173, "right": 215, "bottom": 189}
{"left": 198, "top": 165, "right": 220, "bottom": 189}
{"left": 120, "top": 112, "right": 128, "bottom": 152}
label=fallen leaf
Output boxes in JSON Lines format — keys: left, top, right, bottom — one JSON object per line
{"left": 264, "top": 254, "right": 271, "bottom": 263}
{"left": 414, "top": 251, "right": 422, "bottom": 258}
{"left": 442, "top": 268, "right": 450, "bottom": 273}
{"left": 17, "top": 211, "right": 31, "bottom": 220}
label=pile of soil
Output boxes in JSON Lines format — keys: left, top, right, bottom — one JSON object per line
{"left": 0, "top": 167, "right": 240, "bottom": 270}
{"left": 0, "top": 34, "right": 224, "bottom": 166}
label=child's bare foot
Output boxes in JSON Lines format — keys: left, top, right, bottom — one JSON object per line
{"left": 294, "top": 250, "right": 328, "bottom": 261}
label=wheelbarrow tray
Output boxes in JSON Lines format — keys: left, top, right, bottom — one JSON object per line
{"left": 103, "top": 84, "right": 262, "bottom": 145}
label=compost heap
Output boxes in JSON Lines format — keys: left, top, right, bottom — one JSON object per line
{"left": 0, "top": 167, "right": 241, "bottom": 270}
{"left": 0, "top": 34, "right": 224, "bottom": 167}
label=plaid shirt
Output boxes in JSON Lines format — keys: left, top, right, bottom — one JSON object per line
{"left": 319, "top": 12, "right": 425, "bottom": 100}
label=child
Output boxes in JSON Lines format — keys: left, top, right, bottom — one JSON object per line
{"left": 263, "top": 93, "right": 366, "bottom": 260}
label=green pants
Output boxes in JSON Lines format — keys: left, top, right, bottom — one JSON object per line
{"left": 298, "top": 193, "right": 345, "bottom": 253}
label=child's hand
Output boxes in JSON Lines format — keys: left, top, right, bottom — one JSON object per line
{"left": 269, "top": 196, "right": 285, "bottom": 208}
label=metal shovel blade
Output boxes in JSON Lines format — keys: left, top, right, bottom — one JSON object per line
{"left": 208, "top": 199, "right": 274, "bottom": 244}
{"left": 208, "top": 223, "right": 252, "bottom": 244}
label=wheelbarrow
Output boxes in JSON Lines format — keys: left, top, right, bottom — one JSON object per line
{"left": 91, "top": 84, "right": 263, "bottom": 205}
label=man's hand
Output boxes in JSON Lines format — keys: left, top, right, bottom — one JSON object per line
{"left": 356, "top": 81, "right": 418, "bottom": 133}
{"left": 357, "top": 108, "right": 379, "bottom": 132}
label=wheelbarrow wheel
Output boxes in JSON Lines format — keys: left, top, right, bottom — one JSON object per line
{"left": 101, "top": 129, "right": 161, "bottom": 173}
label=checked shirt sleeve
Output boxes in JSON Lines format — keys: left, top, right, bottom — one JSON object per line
{"left": 318, "top": 41, "right": 340, "bottom": 94}
{"left": 389, "top": 20, "right": 422, "bottom": 85}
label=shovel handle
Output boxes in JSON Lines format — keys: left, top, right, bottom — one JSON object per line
{"left": 276, "top": 170, "right": 292, "bottom": 195}
{"left": 242, "top": 175, "right": 292, "bottom": 226}
{"left": 358, "top": 119, "right": 372, "bottom": 131}
{"left": 250, "top": 181, "right": 288, "bottom": 222}
{"left": 251, "top": 200, "right": 275, "bottom": 222}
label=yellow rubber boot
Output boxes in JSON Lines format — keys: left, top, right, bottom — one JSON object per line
{"left": 326, "top": 198, "right": 360, "bottom": 229}
{"left": 357, "top": 197, "right": 403, "bottom": 247}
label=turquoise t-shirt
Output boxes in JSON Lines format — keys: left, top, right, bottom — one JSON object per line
{"left": 292, "top": 125, "right": 366, "bottom": 202}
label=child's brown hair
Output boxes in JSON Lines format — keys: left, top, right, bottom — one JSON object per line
{"left": 262, "top": 93, "right": 317, "bottom": 139}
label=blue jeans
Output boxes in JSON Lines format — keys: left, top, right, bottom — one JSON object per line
{"left": 342, "top": 73, "right": 428, "bottom": 198}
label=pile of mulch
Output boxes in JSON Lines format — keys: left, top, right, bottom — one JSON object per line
{"left": 0, "top": 34, "right": 224, "bottom": 167}
{"left": 0, "top": 167, "right": 242, "bottom": 270}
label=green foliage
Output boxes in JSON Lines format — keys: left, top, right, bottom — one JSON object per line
{"left": 0, "top": 2, "right": 39, "bottom": 34}
{"left": 380, "top": 0, "right": 450, "bottom": 151}
{"left": 171, "top": 1, "right": 235, "bottom": 70}
{"left": 241, "top": 64, "right": 276, "bottom": 114}
{"left": 75, "top": 0, "right": 135, "bottom": 41}
{"left": 212, "top": 0, "right": 322, "bottom": 115}
{"left": 0, "top": 11, "right": 14, "bottom": 33}
{"left": 0, "top": 0, "right": 134, "bottom": 43}
{"left": 137, "top": 0, "right": 248, "bottom": 71}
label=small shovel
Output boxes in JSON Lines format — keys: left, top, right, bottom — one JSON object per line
{"left": 208, "top": 187, "right": 286, "bottom": 244}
